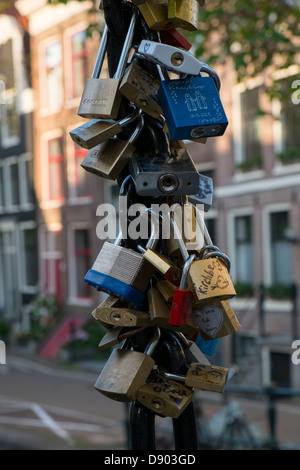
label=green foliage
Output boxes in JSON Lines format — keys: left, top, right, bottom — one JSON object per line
{"left": 276, "top": 148, "right": 300, "bottom": 164}
{"left": 187, "top": 0, "right": 300, "bottom": 96}
{"left": 237, "top": 155, "right": 262, "bottom": 172}
{"left": 26, "top": 294, "right": 61, "bottom": 341}
{"left": 63, "top": 320, "right": 110, "bottom": 361}
{"left": 234, "top": 281, "right": 254, "bottom": 297}
{"left": 0, "top": 318, "right": 10, "bottom": 337}
{"left": 265, "top": 283, "right": 294, "bottom": 299}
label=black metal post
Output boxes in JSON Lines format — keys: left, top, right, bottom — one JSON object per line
{"left": 130, "top": 401, "right": 156, "bottom": 450}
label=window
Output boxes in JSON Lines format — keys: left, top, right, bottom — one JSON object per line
{"left": 70, "top": 31, "right": 87, "bottom": 99}
{"left": 20, "top": 224, "right": 38, "bottom": 291}
{"left": 240, "top": 87, "right": 261, "bottom": 164}
{"left": 277, "top": 75, "right": 300, "bottom": 152}
{"left": 234, "top": 215, "right": 254, "bottom": 283}
{"left": 48, "top": 137, "right": 64, "bottom": 201}
{"left": 73, "top": 229, "right": 91, "bottom": 299}
{"left": 270, "top": 211, "right": 291, "bottom": 285}
{"left": 44, "top": 41, "right": 63, "bottom": 110}
{"left": 270, "top": 351, "right": 290, "bottom": 388}
{"left": 40, "top": 227, "right": 62, "bottom": 300}
{"left": 0, "top": 226, "right": 20, "bottom": 318}
{"left": 0, "top": 38, "right": 19, "bottom": 147}
{"left": 68, "top": 143, "right": 90, "bottom": 200}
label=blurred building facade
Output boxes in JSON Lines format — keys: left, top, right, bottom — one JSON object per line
{"left": 0, "top": 7, "right": 37, "bottom": 335}
{"left": 2, "top": 1, "right": 300, "bottom": 386}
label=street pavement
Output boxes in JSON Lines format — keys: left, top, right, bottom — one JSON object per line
{"left": 0, "top": 350, "right": 300, "bottom": 451}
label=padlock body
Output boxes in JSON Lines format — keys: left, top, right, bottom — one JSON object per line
{"left": 94, "top": 348, "right": 155, "bottom": 401}
{"left": 85, "top": 242, "right": 155, "bottom": 306}
{"left": 185, "top": 362, "right": 228, "bottom": 393}
{"left": 158, "top": 76, "right": 228, "bottom": 141}
{"left": 78, "top": 78, "right": 122, "bottom": 119}
{"left": 138, "top": 2, "right": 175, "bottom": 30}
{"left": 168, "top": 0, "right": 200, "bottom": 31}
{"left": 93, "top": 305, "right": 152, "bottom": 327}
{"left": 81, "top": 139, "right": 135, "bottom": 180}
{"left": 69, "top": 120, "right": 122, "bottom": 150}
{"left": 188, "top": 173, "right": 213, "bottom": 213}
{"left": 137, "top": 372, "right": 193, "bottom": 418}
{"left": 193, "top": 299, "right": 241, "bottom": 340}
{"left": 130, "top": 148, "right": 200, "bottom": 196}
{"left": 188, "top": 258, "right": 236, "bottom": 302}
{"left": 143, "top": 249, "right": 181, "bottom": 285}
{"left": 119, "top": 62, "right": 163, "bottom": 118}
{"left": 168, "top": 287, "right": 193, "bottom": 325}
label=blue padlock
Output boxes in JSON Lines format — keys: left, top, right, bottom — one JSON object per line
{"left": 158, "top": 74, "right": 228, "bottom": 141}
{"left": 195, "top": 332, "right": 219, "bottom": 356}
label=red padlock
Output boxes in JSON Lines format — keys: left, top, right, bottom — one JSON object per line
{"left": 160, "top": 29, "right": 192, "bottom": 51}
{"left": 169, "top": 255, "right": 195, "bottom": 326}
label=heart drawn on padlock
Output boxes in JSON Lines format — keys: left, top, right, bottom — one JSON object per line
{"left": 144, "top": 43, "right": 151, "bottom": 52}
{"left": 193, "top": 304, "right": 223, "bottom": 338}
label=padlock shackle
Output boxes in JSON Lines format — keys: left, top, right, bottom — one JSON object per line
{"left": 200, "top": 64, "right": 221, "bottom": 92}
{"left": 144, "top": 326, "right": 161, "bottom": 357}
{"left": 202, "top": 250, "right": 231, "bottom": 272}
{"left": 136, "top": 207, "right": 160, "bottom": 253}
{"left": 128, "top": 113, "right": 144, "bottom": 144}
{"left": 170, "top": 213, "right": 189, "bottom": 263}
{"left": 119, "top": 106, "right": 142, "bottom": 128}
{"left": 159, "top": 369, "right": 185, "bottom": 383}
{"left": 179, "top": 254, "right": 195, "bottom": 289}
{"left": 91, "top": 24, "right": 109, "bottom": 79}
{"left": 198, "top": 244, "right": 220, "bottom": 259}
{"left": 114, "top": 7, "right": 138, "bottom": 79}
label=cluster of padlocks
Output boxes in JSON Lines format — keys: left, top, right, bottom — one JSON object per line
{"left": 70, "top": 0, "right": 241, "bottom": 420}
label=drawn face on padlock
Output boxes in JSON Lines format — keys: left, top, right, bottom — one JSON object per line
{"left": 78, "top": 9, "right": 138, "bottom": 119}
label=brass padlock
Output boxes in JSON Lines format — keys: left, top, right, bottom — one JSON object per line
{"left": 98, "top": 326, "right": 148, "bottom": 350}
{"left": 161, "top": 361, "right": 229, "bottom": 393}
{"left": 93, "top": 304, "right": 152, "bottom": 327}
{"left": 92, "top": 295, "right": 123, "bottom": 329}
{"left": 136, "top": 370, "right": 193, "bottom": 418}
{"left": 188, "top": 253, "right": 236, "bottom": 303}
{"left": 81, "top": 114, "right": 144, "bottom": 181}
{"left": 167, "top": 0, "right": 200, "bottom": 31}
{"left": 156, "top": 279, "right": 176, "bottom": 303}
{"left": 94, "top": 326, "right": 161, "bottom": 402}
{"left": 69, "top": 107, "right": 141, "bottom": 150}
{"left": 78, "top": 9, "right": 137, "bottom": 119}
{"left": 119, "top": 60, "right": 163, "bottom": 118}
{"left": 192, "top": 299, "right": 241, "bottom": 340}
{"left": 142, "top": 249, "right": 181, "bottom": 284}
{"left": 148, "top": 287, "right": 197, "bottom": 339}
{"left": 137, "top": 0, "right": 174, "bottom": 30}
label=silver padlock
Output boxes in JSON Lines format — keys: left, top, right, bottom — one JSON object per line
{"left": 69, "top": 107, "right": 141, "bottom": 150}
{"left": 80, "top": 114, "right": 144, "bottom": 180}
{"left": 78, "top": 9, "right": 138, "bottom": 119}
{"left": 84, "top": 218, "right": 160, "bottom": 307}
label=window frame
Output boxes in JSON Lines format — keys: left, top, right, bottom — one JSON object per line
{"left": 67, "top": 223, "right": 93, "bottom": 306}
